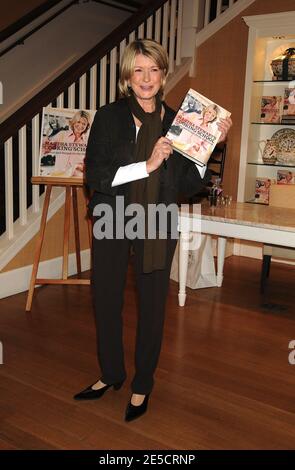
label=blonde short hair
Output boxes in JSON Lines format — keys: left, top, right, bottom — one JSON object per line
{"left": 119, "top": 39, "right": 169, "bottom": 97}
{"left": 202, "top": 104, "right": 218, "bottom": 122}
{"left": 69, "top": 110, "right": 91, "bottom": 134}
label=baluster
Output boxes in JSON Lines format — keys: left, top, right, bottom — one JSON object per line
{"left": 110, "top": 47, "right": 117, "bottom": 104}
{"left": 138, "top": 22, "right": 144, "bottom": 39}
{"left": 32, "top": 114, "right": 40, "bottom": 213}
{"left": 155, "top": 8, "right": 161, "bottom": 42}
{"left": 4, "top": 138, "right": 14, "bottom": 239}
{"left": 56, "top": 93, "right": 64, "bottom": 108}
{"left": 169, "top": 0, "right": 177, "bottom": 73}
{"left": 90, "top": 64, "right": 97, "bottom": 110}
{"left": 68, "top": 83, "right": 75, "bottom": 108}
{"left": 19, "top": 126, "right": 27, "bottom": 226}
{"left": 216, "top": 0, "right": 222, "bottom": 16}
{"left": 162, "top": 2, "right": 169, "bottom": 52}
{"left": 119, "top": 38, "right": 127, "bottom": 65}
{"left": 100, "top": 55, "right": 107, "bottom": 107}
{"left": 147, "top": 16, "right": 153, "bottom": 39}
{"left": 204, "top": 0, "right": 211, "bottom": 26}
{"left": 79, "top": 73, "right": 87, "bottom": 109}
{"left": 129, "top": 31, "right": 136, "bottom": 43}
{"left": 176, "top": 0, "right": 183, "bottom": 66}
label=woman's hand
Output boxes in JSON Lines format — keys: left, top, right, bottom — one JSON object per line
{"left": 217, "top": 116, "right": 232, "bottom": 143}
{"left": 146, "top": 137, "right": 173, "bottom": 173}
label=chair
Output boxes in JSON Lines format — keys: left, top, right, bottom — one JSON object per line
{"left": 188, "top": 141, "right": 227, "bottom": 204}
{"left": 260, "top": 184, "right": 295, "bottom": 292}
{"left": 207, "top": 141, "right": 227, "bottom": 183}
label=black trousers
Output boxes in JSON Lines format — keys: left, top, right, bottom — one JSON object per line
{"left": 91, "top": 235, "right": 177, "bottom": 394}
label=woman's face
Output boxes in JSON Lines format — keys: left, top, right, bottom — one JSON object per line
{"left": 73, "top": 116, "right": 88, "bottom": 135}
{"left": 129, "top": 53, "right": 163, "bottom": 105}
{"left": 204, "top": 106, "right": 217, "bottom": 123}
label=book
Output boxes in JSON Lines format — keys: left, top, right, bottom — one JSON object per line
{"left": 39, "top": 107, "right": 96, "bottom": 179}
{"left": 166, "top": 89, "right": 231, "bottom": 166}
{"left": 260, "top": 96, "right": 282, "bottom": 123}
{"left": 283, "top": 87, "right": 295, "bottom": 118}
{"left": 254, "top": 178, "right": 271, "bottom": 204}
{"left": 277, "top": 169, "right": 295, "bottom": 184}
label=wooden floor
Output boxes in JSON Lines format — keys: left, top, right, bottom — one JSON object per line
{"left": 0, "top": 255, "right": 295, "bottom": 450}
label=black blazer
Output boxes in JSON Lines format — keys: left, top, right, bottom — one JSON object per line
{"left": 85, "top": 98, "right": 210, "bottom": 211}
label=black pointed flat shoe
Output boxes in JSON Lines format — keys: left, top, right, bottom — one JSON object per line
{"left": 125, "top": 394, "right": 150, "bottom": 422}
{"left": 73, "top": 379, "right": 124, "bottom": 401}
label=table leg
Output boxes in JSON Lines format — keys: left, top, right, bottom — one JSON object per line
{"left": 217, "top": 236, "right": 227, "bottom": 287}
{"left": 178, "top": 232, "right": 190, "bottom": 307}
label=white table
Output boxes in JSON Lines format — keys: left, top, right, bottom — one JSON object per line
{"left": 178, "top": 202, "right": 295, "bottom": 306}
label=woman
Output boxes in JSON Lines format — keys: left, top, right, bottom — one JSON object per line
{"left": 47, "top": 110, "right": 91, "bottom": 177}
{"left": 74, "top": 39, "right": 232, "bottom": 421}
{"left": 197, "top": 104, "right": 218, "bottom": 129}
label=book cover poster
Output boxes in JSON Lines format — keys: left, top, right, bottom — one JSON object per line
{"left": 254, "top": 178, "right": 271, "bottom": 204}
{"left": 166, "top": 89, "right": 231, "bottom": 166}
{"left": 277, "top": 169, "right": 295, "bottom": 184}
{"left": 39, "top": 107, "right": 96, "bottom": 179}
{"left": 260, "top": 96, "right": 282, "bottom": 123}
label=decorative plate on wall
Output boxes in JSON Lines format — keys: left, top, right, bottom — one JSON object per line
{"left": 271, "top": 128, "right": 295, "bottom": 164}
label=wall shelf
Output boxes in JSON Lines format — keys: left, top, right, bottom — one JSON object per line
{"left": 237, "top": 11, "right": 295, "bottom": 204}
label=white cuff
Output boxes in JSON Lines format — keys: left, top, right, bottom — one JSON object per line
{"left": 195, "top": 164, "right": 207, "bottom": 179}
{"left": 111, "top": 161, "right": 149, "bottom": 187}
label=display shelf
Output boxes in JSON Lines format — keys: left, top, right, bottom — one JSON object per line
{"left": 253, "top": 80, "right": 295, "bottom": 84}
{"left": 237, "top": 11, "right": 295, "bottom": 204}
{"left": 251, "top": 122, "right": 295, "bottom": 126}
{"left": 248, "top": 161, "right": 295, "bottom": 167}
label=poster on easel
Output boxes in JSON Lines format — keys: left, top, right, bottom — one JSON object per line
{"left": 39, "top": 107, "right": 96, "bottom": 179}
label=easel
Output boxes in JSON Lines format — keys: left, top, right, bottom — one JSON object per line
{"left": 25, "top": 176, "right": 92, "bottom": 311}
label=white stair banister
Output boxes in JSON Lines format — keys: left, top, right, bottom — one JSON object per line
{"left": 168, "top": 0, "right": 177, "bottom": 74}
{"left": 217, "top": 0, "right": 223, "bottom": 16}
{"left": 19, "top": 126, "right": 27, "bottom": 226}
{"left": 32, "top": 114, "right": 40, "bottom": 213}
{"left": 110, "top": 47, "right": 117, "bottom": 103}
{"left": 56, "top": 93, "right": 64, "bottom": 108}
{"left": 180, "top": 0, "right": 205, "bottom": 76}
{"left": 155, "top": 8, "right": 161, "bottom": 43}
{"left": 4, "top": 138, "right": 14, "bottom": 240}
{"left": 68, "top": 83, "right": 75, "bottom": 108}
{"left": 138, "top": 22, "right": 145, "bottom": 39}
{"left": 79, "top": 73, "right": 87, "bottom": 109}
{"left": 204, "top": 0, "right": 210, "bottom": 26}
{"left": 90, "top": 64, "right": 97, "bottom": 110}
{"left": 100, "top": 55, "right": 107, "bottom": 107}
{"left": 176, "top": 0, "right": 183, "bottom": 66}
{"left": 147, "top": 16, "right": 153, "bottom": 39}
{"left": 162, "top": 2, "right": 169, "bottom": 51}
{"left": 119, "top": 38, "right": 127, "bottom": 65}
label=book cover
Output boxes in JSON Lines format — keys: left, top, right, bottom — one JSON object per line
{"left": 277, "top": 169, "right": 295, "bottom": 184}
{"left": 39, "top": 107, "right": 96, "bottom": 179}
{"left": 283, "top": 87, "right": 295, "bottom": 117}
{"left": 254, "top": 178, "right": 271, "bottom": 204}
{"left": 260, "top": 96, "right": 282, "bottom": 123}
{"left": 166, "top": 89, "right": 231, "bottom": 166}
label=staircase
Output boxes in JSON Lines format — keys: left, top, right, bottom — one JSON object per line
{"left": 0, "top": 0, "right": 255, "bottom": 298}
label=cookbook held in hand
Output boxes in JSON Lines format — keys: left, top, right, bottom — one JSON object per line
{"left": 166, "top": 88, "right": 231, "bottom": 167}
